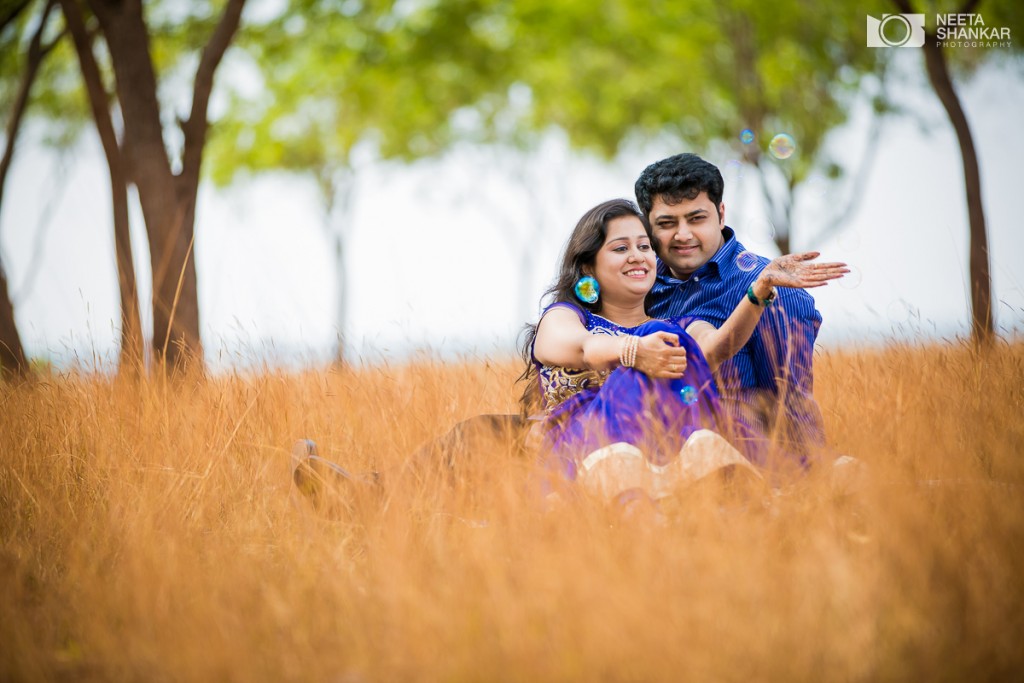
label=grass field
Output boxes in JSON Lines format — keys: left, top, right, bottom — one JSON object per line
{"left": 2, "top": 342, "right": 1023, "bottom": 681}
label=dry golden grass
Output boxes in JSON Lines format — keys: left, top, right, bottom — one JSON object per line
{"left": 2, "top": 342, "right": 1023, "bottom": 682}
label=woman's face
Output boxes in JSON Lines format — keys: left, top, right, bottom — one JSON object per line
{"left": 586, "top": 215, "right": 656, "bottom": 305}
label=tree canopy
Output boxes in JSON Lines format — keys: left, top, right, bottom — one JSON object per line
{"left": 210, "top": 0, "right": 890, "bottom": 252}
{"left": 3, "top": 0, "right": 1021, "bottom": 368}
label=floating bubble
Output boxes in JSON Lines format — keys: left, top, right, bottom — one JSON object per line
{"left": 838, "top": 230, "right": 861, "bottom": 251}
{"left": 680, "top": 385, "right": 698, "bottom": 405}
{"left": 736, "top": 250, "right": 760, "bottom": 273}
{"left": 723, "top": 158, "right": 745, "bottom": 181}
{"left": 746, "top": 217, "right": 776, "bottom": 245}
{"left": 769, "top": 133, "right": 796, "bottom": 160}
{"left": 740, "top": 129, "right": 755, "bottom": 144}
{"left": 839, "top": 265, "right": 862, "bottom": 289}
{"left": 804, "top": 172, "right": 830, "bottom": 198}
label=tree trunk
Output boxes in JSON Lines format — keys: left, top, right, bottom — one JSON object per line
{"left": 920, "top": 36, "right": 993, "bottom": 345}
{"left": 59, "top": 0, "right": 143, "bottom": 372}
{"left": 87, "top": 0, "right": 244, "bottom": 372}
{"left": 87, "top": 0, "right": 196, "bottom": 371}
{"left": 334, "top": 232, "right": 347, "bottom": 365}
{"left": 0, "top": 0, "right": 61, "bottom": 378}
{"left": 0, "top": 264, "right": 27, "bottom": 377}
{"left": 894, "top": 0, "right": 993, "bottom": 345}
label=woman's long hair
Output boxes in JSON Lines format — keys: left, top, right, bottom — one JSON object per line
{"left": 516, "top": 199, "right": 652, "bottom": 416}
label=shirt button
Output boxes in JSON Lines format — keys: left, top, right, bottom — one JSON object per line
{"left": 693, "top": 276, "right": 700, "bottom": 282}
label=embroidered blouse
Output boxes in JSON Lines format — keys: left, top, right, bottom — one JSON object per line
{"left": 534, "top": 302, "right": 689, "bottom": 413}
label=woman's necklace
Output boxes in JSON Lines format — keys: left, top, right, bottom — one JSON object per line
{"left": 596, "top": 312, "right": 652, "bottom": 328}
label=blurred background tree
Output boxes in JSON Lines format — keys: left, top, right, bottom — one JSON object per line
{"left": 3, "top": 0, "right": 1020, "bottom": 370}
{"left": 1, "top": 0, "right": 243, "bottom": 375}
{"left": 84, "top": 0, "right": 245, "bottom": 373}
{"left": 206, "top": 0, "right": 522, "bottom": 361}
{"left": 0, "top": 0, "right": 65, "bottom": 376}
{"left": 509, "top": 0, "right": 897, "bottom": 254}
{"left": 890, "top": 0, "right": 1023, "bottom": 345}
{"left": 210, "top": 0, "right": 892, "bottom": 360}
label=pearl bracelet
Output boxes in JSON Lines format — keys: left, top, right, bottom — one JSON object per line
{"left": 619, "top": 335, "right": 639, "bottom": 368}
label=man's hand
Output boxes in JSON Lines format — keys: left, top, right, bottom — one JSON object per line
{"left": 754, "top": 252, "right": 849, "bottom": 297}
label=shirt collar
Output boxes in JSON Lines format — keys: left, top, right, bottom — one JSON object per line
{"left": 656, "top": 226, "right": 739, "bottom": 283}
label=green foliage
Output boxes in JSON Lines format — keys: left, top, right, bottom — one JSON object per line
{"left": 0, "top": 0, "right": 88, "bottom": 151}
{"left": 207, "top": 0, "right": 895, "bottom": 228}
{"left": 0, "top": 0, "right": 243, "bottom": 157}
{"left": 206, "top": 0, "right": 522, "bottom": 185}
{"left": 9, "top": 0, "right": 1021, "bottom": 227}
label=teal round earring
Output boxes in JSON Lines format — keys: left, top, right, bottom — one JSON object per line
{"left": 574, "top": 276, "right": 599, "bottom": 304}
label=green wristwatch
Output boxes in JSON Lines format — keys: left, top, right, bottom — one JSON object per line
{"left": 746, "top": 284, "right": 776, "bottom": 307}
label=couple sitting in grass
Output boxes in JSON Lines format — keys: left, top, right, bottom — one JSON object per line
{"left": 293, "top": 153, "right": 847, "bottom": 511}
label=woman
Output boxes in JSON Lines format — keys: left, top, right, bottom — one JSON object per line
{"left": 521, "top": 199, "right": 845, "bottom": 504}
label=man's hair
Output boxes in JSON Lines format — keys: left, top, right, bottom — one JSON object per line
{"left": 634, "top": 153, "right": 724, "bottom": 218}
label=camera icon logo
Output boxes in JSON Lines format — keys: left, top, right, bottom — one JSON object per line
{"left": 866, "top": 14, "right": 926, "bottom": 47}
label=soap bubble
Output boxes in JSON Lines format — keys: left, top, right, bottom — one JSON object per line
{"left": 769, "top": 133, "right": 796, "bottom": 160}
{"left": 736, "top": 250, "right": 760, "bottom": 273}
{"left": 804, "top": 172, "right": 830, "bottom": 198}
{"left": 838, "top": 265, "right": 862, "bottom": 289}
{"left": 680, "top": 385, "right": 698, "bottom": 405}
{"left": 723, "top": 158, "right": 745, "bottom": 182}
{"left": 740, "top": 129, "right": 755, "bottom": 144}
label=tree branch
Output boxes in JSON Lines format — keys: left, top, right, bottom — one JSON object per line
{"left": 752, "top": 156, "right": 782, "bottom": 232}
{"left": 179, "top": 0, "right": 246, "bottom": 188}
{"left": 0, "top": 0, "right": 59, "bottom": 218}
{"left": 0, "top": 0, "right": 32, "bottom": 36}
{"left": 808, "top": 101, "right": 888, "bottom": 245}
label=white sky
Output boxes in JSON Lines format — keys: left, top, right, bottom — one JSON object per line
{"left": 2, "top": 54, "right": 1023, "bottom": 371}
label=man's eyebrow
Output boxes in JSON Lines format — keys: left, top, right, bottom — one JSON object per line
{"left": 653, "top": 208, "right": 707, "bottom": 221}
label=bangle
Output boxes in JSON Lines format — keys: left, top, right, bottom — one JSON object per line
{"left": 619, "top": 335, "right": 639, "bottom": 368}
{"left": 746, "top": 284, "right": 776, "bottom": 307}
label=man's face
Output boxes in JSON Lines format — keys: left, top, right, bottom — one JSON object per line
{"left": 649, "top": 192, "right": 726, "bottom": 278}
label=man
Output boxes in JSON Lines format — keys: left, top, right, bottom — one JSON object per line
{"left": 635, "top": 153, "right": 826, "bottom": 470}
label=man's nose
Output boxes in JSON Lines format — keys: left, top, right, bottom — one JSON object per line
{"left": 674, "top": 225, "right": 693, "bottom": 242}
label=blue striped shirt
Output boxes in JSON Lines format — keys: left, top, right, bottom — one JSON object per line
{"left": 648, "top": 227, "right": 826, "bottom": 467}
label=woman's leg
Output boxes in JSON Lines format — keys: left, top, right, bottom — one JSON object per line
{"left": 672, "top": 429, "right": 766, "bottom": 500}
{"left": 576, "top": 442, "right": 650, "bottom": 502}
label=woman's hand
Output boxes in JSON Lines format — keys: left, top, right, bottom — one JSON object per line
{"left": 632, "top": 331, "right": 688, "bottom": 379}
{"left": 753, "top": 251, "right": 849, "bottom": 298}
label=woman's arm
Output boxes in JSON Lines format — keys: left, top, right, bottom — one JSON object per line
{"left": 533, "top": 307, "right": 619, "bottom": 370}
{"left": 534, "top": 307, "right": 689, "bottom": 378}
{"left": 687, "top": 252, "right": 848, "bottom": 371}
